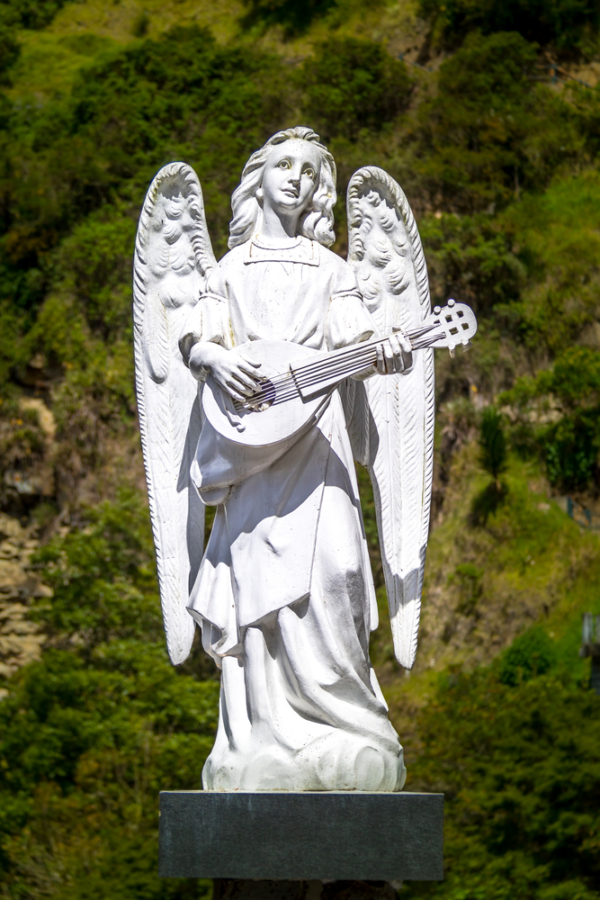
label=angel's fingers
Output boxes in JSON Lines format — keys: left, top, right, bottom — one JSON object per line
{"left": 238, "top": 363, "right": 263, "bottom": 381}
{"left": 225, "top": 380, "right": 250, "bottom": 402}
{"left": 238, "top": 353, "right": 262, "bottom": 370}
{"left": 389, "top": 334, "right": 402, "bottom": 361}
{"left": 375, "top": 344, "right": 386, "bottom": 374}
{"left": 231, "top": 372, "right": 258, "bottom": 393}
{"left": 397, "top": 332, "right": 412, "bottom": 355}
{"left": 383, "top": 340, "right": 396, "bottom": 374}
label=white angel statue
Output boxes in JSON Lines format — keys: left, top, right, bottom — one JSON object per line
{"left": 133, "top": 127, "right": 471, "bottom": 793}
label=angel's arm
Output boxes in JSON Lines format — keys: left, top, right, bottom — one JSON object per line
{"left": 179, "top": 267, "right": 230, "bottom": 368}
{"left": 178, "top": 267, "right": 262, "bottom": 402}
{"left": 326, "top": 258, "right": 412, "bottom": 378}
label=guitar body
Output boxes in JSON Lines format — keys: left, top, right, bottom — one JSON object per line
{"left": 202, "top": 339, "right": 332, "bottom": 448}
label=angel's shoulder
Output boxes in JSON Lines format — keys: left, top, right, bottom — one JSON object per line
{"left": 319, "top": 246, "right": 359, "bottom": 294}
{"left": 217, "top": 244, "right": 247, "bottom": 270}
{"left": 204, "top": 245, "right": 246, "bottom": 295}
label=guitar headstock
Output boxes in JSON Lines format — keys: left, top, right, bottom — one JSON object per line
{"left": 417, "top": 300, "right": 478, "bottom": 356}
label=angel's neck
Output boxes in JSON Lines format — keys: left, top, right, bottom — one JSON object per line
{"left": 259, "top": 205, "right": 300, "bottom": 242}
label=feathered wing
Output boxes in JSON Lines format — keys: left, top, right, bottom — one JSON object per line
{"left": 133, "top": 162, "right": 216, "bottom": 664}
{"left": 344, "top": 167, "right": 435, "bottom": 670}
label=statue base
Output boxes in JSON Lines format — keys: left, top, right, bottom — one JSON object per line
{"left": 213, "top": 878, "right": 397, "bottom": 899}
{"left": 159, "top": 791, "right": 443, "bottom": 884}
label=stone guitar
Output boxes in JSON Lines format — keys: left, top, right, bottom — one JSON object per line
{"left": 202, "top": 300, "right": 477, "bottom": 448}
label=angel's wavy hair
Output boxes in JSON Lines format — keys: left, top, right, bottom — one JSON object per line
{"left": 228, "top": 127, "right": 337, "bottom": 250}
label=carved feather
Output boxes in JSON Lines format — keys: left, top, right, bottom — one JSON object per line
{"left": 133, "top": 162, "right": 216, "bottom": 664}
{"left": 345, "top": 167, "right": 435, "bottom": 670}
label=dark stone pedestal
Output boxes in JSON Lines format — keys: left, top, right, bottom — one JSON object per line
{"left": 212, "top": 878, "right": 396, "bottom": 899}
{"left": 159, "top": 791, "right": 443, "bottom": 891}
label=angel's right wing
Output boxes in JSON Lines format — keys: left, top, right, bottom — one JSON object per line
{"left": 343, "top": 167, "right": 435, "bottom": 671}
{"left": 133, "top": 163, "right": 216, "bottom": 665}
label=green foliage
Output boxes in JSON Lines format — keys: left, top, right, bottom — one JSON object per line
{"left": 0, "top": 0, "right": 72, "bottom": 30}
{"left": 0, "top": 492, "right": 217, "bottom": 898}
{"left": 451, "top": 563, "right": 484, "bottom": 615}
{"left": 0, "top": 0, "right": 75, "bottom": 84}
{"left": 404, "top": 666, "right": 600, "bottom": 899}
{"left": 499, "top": 626, "right": 557, "bottom": 684}
{"left": 418, "top": 0, "right": 600, "bottom": 52}
{"left": 0, "top": 23, "right": 293, "bottom": 470}
{"left": 469, "top": 408, "right": 508, "bottom": 525}
{"left": 420, "top": 213, "right": 524, "bottom": 317}
{"left": 300, "top": 38, "right": 413, "bottom": 141}
{"left": 0, "top": 24, "right": 289, "bottom": 292}
{"left": 479, "top": 407, "right": 508, "bottom": 482}
{"left": 418, "top": 32, "right": 581, "bottom": 211}
{"left": 32, "top": 492, "right": 162, "bottom": 651}
{"left": 241, "top": 0, "right": 337, "bottom": 35}
{"left": 503, "top": 347, "right": 600, "bottom": 491}
{"left": 0, "top": 16, "right": 19, "bottom": 82}
{"left": 50, "top": 211, "right": 136, "bottom": 342}
{"left": 494, "top": 171, "right": 600, "bottom": 354}
{"left": 132, "top": 10, "right": 150, "bottom": 38}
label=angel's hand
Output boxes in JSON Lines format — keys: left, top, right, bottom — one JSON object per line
{"left": 190, "top": 342, "right": 262, "bottom": 402}
{"left": 376, "top": 333, "right": 413, "bottom": 376}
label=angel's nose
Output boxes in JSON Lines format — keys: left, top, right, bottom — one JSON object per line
{"left": 287, "top": 163, "right": 302, "bottom": 184}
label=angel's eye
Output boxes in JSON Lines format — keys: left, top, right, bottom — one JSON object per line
{"left": 277, "top": 159, "right": 291, "bottom": 170}
{"left": 304, "top": 167, "right": 316, "bottom": 181}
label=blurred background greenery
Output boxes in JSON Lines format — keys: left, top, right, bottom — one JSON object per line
{"left": 0, "top": 0, "right": 599, "bottom": 897}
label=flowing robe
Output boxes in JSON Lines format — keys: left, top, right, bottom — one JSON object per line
{"left": 180, "top": 236, "right": 406, "bottom": 792}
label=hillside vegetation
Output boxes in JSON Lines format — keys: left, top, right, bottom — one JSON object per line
{"left": 0, "top": 0, "right": 599, "bottom": 897}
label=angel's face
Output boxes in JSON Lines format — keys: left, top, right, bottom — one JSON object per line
{"left": 260, "top": 140, "right": 321, "bottom": 219}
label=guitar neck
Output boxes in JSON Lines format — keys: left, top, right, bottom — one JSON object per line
{"left": 289, "top": 324, "right": 444, "bottom": 399}
{"left": 234, "top": 301, "right": 476, "bottom": 411}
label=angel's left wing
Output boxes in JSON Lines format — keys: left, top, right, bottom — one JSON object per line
{"left": 133, "top": 162, "right": 216, "bottom": 665}
{"left": 343, "top": 167, "right": 435, "bottom": 671}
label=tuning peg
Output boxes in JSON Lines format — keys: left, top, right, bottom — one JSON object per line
{"left": 433, "top": 305, "right": 441, "bottom": 315}
{"left": 449, "top": 347, "right": 455, "bottom": 358}
{"left": 462, "top": 341, "right": 471, "bottom": 352}
{"left": 448, "top": 298, "right": 456, "bottom": 308}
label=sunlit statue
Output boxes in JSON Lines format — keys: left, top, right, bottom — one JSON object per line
{"left": 133, "top": 127, "right": 476, "bottom": 792}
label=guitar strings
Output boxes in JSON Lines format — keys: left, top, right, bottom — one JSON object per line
{"left": 234, "top": 328, "right": 446, "bottom": 410}
{"left": 239, "top": 324, "right": 440, "bottom": 404}
{"left": 269, "top": 332, "right": 444, "bottom": 404}
{"left": 257, "top": 323, "right": 438, "bottom": 392}
{"left": 237, "top": 329, "right": 445, "bottom": 407}
{"left": 262, "top": 328, "right": 442, "bottom": 399}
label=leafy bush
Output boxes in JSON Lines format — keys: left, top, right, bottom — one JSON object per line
{"left": 418, "top": 32, "right": 581, "bottom": 211}
{"left": 0, "top": 24, "right": 289, "bottom": 290}
{"left": 0, "top": 16, "right": 19, "bottom": 83}
{"left": 503, "top": 347, "right": 600, "bottom": 491}
{"left": 301, "top": 38, "right": 413, "bottom": 141}
{"left": 499, "top": 626, "right": 557, "bottom": 685}
{"left": 420, "top": 213, "right": 524, "bottom": 317}
{"left": 241, "top": 0, "right": 337, "bottom": 35}
{"left": 418, "top": 0, "right": 600, "bottom": 53}
{"left": 479, "top": 407, "right": 508, "bottom": 484}
{"left": 0, "top": 493, "right": 217, "bottom": 899}
{"left": 0, "top": 0, "right": 76, "bottom": 84}
{"left": 469, "top": 407, "right": 508, "bottom": 524}
{"left": 0, "top": 0, "right": 73, "bottom": 30}
{"left": 404, "top": 665, "right": 600, "bottom": 899}
{"left": 50, "top": 212, "right": 136, "bottom": 341}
